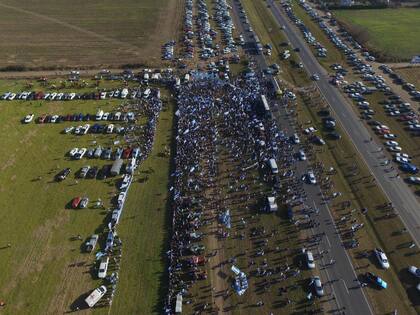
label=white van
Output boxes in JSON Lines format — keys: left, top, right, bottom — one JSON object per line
{"left": 85, "top": 285, "right": 107, "bottom": 308}
{"left": 268, "top": 158, "right": 278, "bottom": 174}
{"left": 98, "top": 257, "right": 109, "bottom": 279}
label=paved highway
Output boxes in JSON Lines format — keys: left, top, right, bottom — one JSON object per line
{"left": 267, "top": 0, "right": 420, "bottom": 247}
{"left": 231, "top": 1, "right": 374, "bottom": 314}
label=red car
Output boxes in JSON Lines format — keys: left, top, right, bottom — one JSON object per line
{"left": 71, "top": 197, "right": 82, "bottom": 209}
{"left": 38, "top": 114, "right": 47, "bottom": 123}
{"left": 122, "top": 147, "right": 132, "bottom": 159}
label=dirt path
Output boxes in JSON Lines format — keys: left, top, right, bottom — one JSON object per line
{"left": 201, "top": 119, "right": 232, "bottom": 314}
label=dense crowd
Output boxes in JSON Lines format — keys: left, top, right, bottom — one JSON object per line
{"left": 162, "top": 72, "right": 313, "bottom": 313}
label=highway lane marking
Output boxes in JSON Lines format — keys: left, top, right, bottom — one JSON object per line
{"left": 325, "top": 235, "right": 331, "bottom": 248}
{"left": 340, "top": 279, "right": 350, "bottom": 294}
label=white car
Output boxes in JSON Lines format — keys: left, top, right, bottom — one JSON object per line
{"left": 106, "top": 124, "right": 114, "bottom": 134}
{"left": 75, "top": 148, "right": 87, "bottom": 160}
{"left": 74, "top": 126, "right": 82, "bottom": 135}
{"left": 408, "top": 266, "right": 420, "bottom": 278}
{"left": 395, "top": 156, "right": 409, "bottom": 164}
{"left": 114, "top": 112, "right": 121, "bottom": 121}
{"left": 98, "top": 257, "right": 109, "bottom": 279}
{"left": 384, "top": 141, "right": 399, "bottom": 147}
{"left": 117, "top": 192, "right": 126, "bottom": 207}
{"left": 383, "top": 134, "right": 397, "bottom": 139}
{"left": 50, "top": 115, "right": 59, "bottom": 123}
{"left": 304, "top": 127, "right": 317, "bottom": 134}
{"left": 64, "top": 126, "right": 74, "bottom": 134}
{"left": 292, "top": 133, "right": 300, "bottom": 144}
{"left": 312, "top": 276, "right": 324, "bottom": 296}
{"left": 388, "top": 146, "right": 402, "bottom": 152}
{"left": 408, "top": 177, "right": 420, "bottom": 184}
{"left": 307, "top": 171, "right": 316, "bottom": 185}
{"left": 102, "top": 112, "right": 110, "bottom": 120}
{"left": 374, "top": 248, "right": 390, "bottom": 269}
{"left": 306, "top": 251, "right": 315, "bottom": 269}
{"left": 69, "top": 148, "right": 79, "bottom": 157}
{"left": 24, "top": 114, "right": 34, "bottom": 123}
{"left": 119, "top": 174, "right": 132, "bottom": 190}
{"left": 395, "top": 153, "right": 411, "bottom": 160}
{"left": 298, "top": 150, "right": 306, "bottom": 161}
{"left": 82, "top": 124, "right": 90, "bottom": 135}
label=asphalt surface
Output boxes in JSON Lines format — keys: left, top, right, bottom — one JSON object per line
{"left": 266, "top": 0, "right": 420, "bottom": 250}
{"left": 231, "top": 1, "right": 374, "bottom": 314}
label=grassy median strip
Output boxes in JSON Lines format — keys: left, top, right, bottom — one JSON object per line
{"left": 240, "top": 0, "right": 310, "bottom": 86}
{"left": 290, "top": 0, "right": 346, "bottom": 68}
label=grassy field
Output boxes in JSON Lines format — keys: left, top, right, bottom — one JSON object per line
{"left": 0, "top": 0, "right": 183, "bottom": 69}
{"left": 0, "top": 79, "right": 173, "bottom": 314}
{"left": 333, "top": 8, "right": 420, "bottom": 61}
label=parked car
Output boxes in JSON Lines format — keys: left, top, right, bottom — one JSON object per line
{"left": 113, "top": 147, "right": 123, "bottom": 160}
{"left": 122, "top": 147, "right": 132, "bottom": 159}
{"left": 306, "top": 250, "right": 315, "bottom": 269}
{"left": 79, "top": 196, "right": 89, "bottom": 209}
{"left": 291, "top": 133, "right": 300, "bottom": 144}
{"left": 71, "top": 196, "right": 82, "bottom": 209}
{"left": 365, "top": 272, "right": 387, "bottom": 289}
{"left": 374, "top": 248, "right": 390, "bottom": 269}
{"left": 85, "top": 234, "right": 99, "bottom": 252}
{"left": 407, "top": 176, "right": 420, "bottom": 184}
{"left": 298, "top": 149, "right": 306, "bottom": 161}
{"left": 74, "top": 148, "right": 87, "bottom": 160}
{"left": 94, "top": 146, "right": 103, "bottom": 158}
{"left": 56, "top": 168, "right": 71, "bottom": 181}
{"left": 102, "top": 147, "right": 112, "bottom": 160}
{"left": 97, "top": 165, "right": 110, "bottom": 180}
{"left": 86, "top": 148, "right": 95, "bottom": 158}
{"left": 306, "top": 171, "right": 316, "bottom": 184}
{"left": 311, "top": 276, "right": 324, "bottom": 296}
{"left": 98, "top": 257, "right": 109, "bottom": 279}
{"left": 87, "top": 167, "right": 99, "bottom": 179}
{"left": 23, "top": 114, "right": 34, "bottom": 123}
{"left": 408, "top": 266, "right": 420, "bottom": 278}
{"left": 79, "top": 166, "right": 91, "bottom": 178}
{"left": 69, "top": 148, "right": 79, "bottom": 158}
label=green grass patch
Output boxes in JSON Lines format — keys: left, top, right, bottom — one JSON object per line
{"left": 333, "top": 8, "right": 420, "bottom": 61}
{"left": 0, "top": 79, "right": 173, "bottom": 314}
